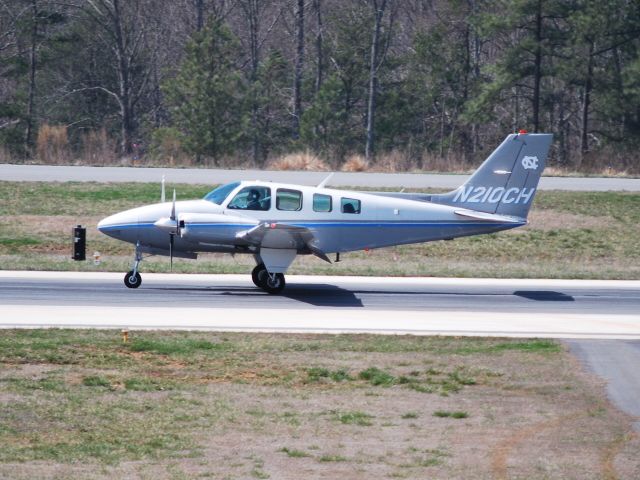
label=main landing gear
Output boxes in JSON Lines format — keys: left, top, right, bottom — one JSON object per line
{"left": 124, "top": 243, "right": 143, "bottom": 289}
{"left": 120, "top": 245, "right": 286, "bottom": 294}
{"left": 251, "top": 263, "right": 286, "bottom": 294}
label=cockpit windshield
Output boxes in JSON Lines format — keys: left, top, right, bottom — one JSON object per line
{"left": 203, "top": 182, "right": 240, "bottom": 205}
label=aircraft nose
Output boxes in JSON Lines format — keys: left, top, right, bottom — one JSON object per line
{"left": 98, "top": 213, "right": 121, "bottom": 238}
{"left": 97, "top": 216, "right": 109, "bottom": 233}
{"left": 97, "top": 210, "right": 137, "bottom": 239}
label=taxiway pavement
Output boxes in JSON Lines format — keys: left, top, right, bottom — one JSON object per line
{"left": 2, "top": 164, "right": 639, "bottom": 191}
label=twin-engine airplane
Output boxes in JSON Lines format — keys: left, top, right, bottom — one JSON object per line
{"left": 98, "top": 132, "right": 552, "bottom": 293}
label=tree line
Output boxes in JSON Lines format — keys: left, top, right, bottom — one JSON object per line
{"left": 1, "top": 0, "right": 639, "bottom": 171}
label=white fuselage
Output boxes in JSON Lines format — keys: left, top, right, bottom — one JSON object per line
{"left": 98, "top": 181, "right": 524, "bottom": 257}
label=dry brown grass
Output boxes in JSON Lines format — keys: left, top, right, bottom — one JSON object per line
{"left": 370, "top": 149, "right": 419, "bottom": 172}
{"left": 81, "top": 128, "right": 117, "bottom": 165}
{"left": 579, "top": 146, "right": 640, "bottom": 175}
{"left": 341, "top": 154, "right": 368, "bottom": 172}
{"left": 0, "top": 146, "right": 12, "bottom": 163}
{"left": 36, "top": 124, "right": 72, "bottom": 164}
{"left": 267, "top": 151, "right": 329, "bottom": 171}
{"left": 420, "top": 151, "right": 472, "bottom": 173}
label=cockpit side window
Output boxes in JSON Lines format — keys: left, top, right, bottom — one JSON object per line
{"left": 203, "top": 182, "right": 240, "bottom": 205}
{"left": 227, "top": 186, "right": 271, "bottom": 211}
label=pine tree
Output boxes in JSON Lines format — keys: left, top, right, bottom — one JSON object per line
{"left": 163, "top": 21, "right": 246, "bottom": 164}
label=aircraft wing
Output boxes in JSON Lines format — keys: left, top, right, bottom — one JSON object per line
{"left": 235, "top": 222, "right": 331, "bottom": 263}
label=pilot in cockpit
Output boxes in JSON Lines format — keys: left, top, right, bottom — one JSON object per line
{"left": 246, "top": 189, "right": 262, "bottom": 210}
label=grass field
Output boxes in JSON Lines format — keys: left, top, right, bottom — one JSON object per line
{"left": 0, "top": 330, "right": 638, "bottom": 479}
{"left": 0, "top": 181, "right": 639, "bottom": 279}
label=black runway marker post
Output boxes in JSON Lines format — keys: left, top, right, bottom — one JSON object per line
{"left": 72, "top": 225, "right": 86, "bottom": 261}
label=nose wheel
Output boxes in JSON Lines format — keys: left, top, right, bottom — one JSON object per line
{"left": 124, "top": 242, "right": 143, "bottom": 289}
{"left": 251, "top": 264, "right": 286, "bottom": 294}
{"left": 124, "top": 271, "right": 142, "bottom": 288}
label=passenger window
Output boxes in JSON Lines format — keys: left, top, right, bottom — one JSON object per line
{"left": 341, "top": 197, "right": 361, "bottom": 214}
{"left": 276, "top": 189, "right": 302, "bottom": 211}
{"left": 313, "top": 193, "right": 332, "bottom": 212}
{"left": 227, "top": 186, "right": 271, "bottom": 211}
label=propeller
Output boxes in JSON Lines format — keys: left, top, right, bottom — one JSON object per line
{"left": 169, "top": 189, "right": 177, "bottom": 271}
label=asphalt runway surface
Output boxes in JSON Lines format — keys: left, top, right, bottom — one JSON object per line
{"left": 1, "top": 271, "right": 638, "bottom": 338}
{"left": 3, "top": 164, "right": 640, "bottom": 191}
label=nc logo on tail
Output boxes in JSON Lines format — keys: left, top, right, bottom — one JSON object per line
{"left": 521, "top": 155, "right": 539, "bottom": 170}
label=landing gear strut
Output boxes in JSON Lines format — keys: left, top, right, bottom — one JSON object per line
{"left": 251, "top": 263, "right": 286, "bottom": 294}
{"left": 124, "top": 243, "right": 143, "bottom": 289}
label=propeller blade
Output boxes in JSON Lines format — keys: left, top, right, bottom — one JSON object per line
{"left": 169, "top": 189, "right": 177, "bottom": 271}
{"left": 169, "top": 233, "right": 174, "bottom": 272}
{"left": 170, "top": 189, "right": 176, "bottom": 221}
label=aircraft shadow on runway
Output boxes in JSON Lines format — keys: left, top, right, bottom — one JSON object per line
{"left": 145, "top": 286, "right": 574, "bottom": 307}
{"left": 513, "top": 290, "right": 575, "bottom": 302}
{"left": 146, "top": 284, "right": 365, "bottom": 307}
{"left": 283, "top": 285, "right": 364, "bottom": 307}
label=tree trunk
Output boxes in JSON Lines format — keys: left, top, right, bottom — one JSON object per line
{"left": 292, "top": 0, "right": 304, "bottom": 139}
{"left": 24, "top": 0, "right": 38, "bottom": 151}
{"left": 532, "top": 0, "right": 542, "bottom": 132}
{"left": 111, "top": 0, "right": 134, "bottom": 155}
{"left": 243, "top": 0, "right": 261, "bottom": 165}
{"left": 579, "top": 40, "right": 594, "bottom": 168}
{"left": 365, "top": 0, "right": 386, "bottom": 162}
{"left": 314, "top": 0, "right": 323, "bottom": 96}
{"left": 195, "top": 0, "right": 204, "bottom": 31}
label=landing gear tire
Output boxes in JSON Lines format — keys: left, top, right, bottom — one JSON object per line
{"left": 262, "top": 272, "right": 285, "bottom": 294}
{"left": 254, "top": 268, "right": 285, "bottom": 294}
{"left": 251, "top": 264, "right": 265, "bottom": 288}
{"left": 124, "top": 271, "right": 142, "bottom": 289}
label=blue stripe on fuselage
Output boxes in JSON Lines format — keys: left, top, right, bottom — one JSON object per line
{"left": 99, "top": 220, "right": 524, "bottom": 230}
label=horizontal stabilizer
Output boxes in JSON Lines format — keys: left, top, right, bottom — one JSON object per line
{"left": 454, "top": 209, "right": 525, "bottom": 224}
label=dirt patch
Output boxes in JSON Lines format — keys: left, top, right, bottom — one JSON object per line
{"left": 524, "top": 210, "right": 615, "bottom": 231}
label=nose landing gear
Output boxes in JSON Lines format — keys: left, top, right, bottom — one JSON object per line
{"left": 251, "top": 263, "right": 286, "bottom": 294}
{"left": 124, "top": 243, "right": 143, "bottom": 289}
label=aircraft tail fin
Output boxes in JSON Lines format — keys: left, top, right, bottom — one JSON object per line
{"left": 430, "top": 132, "right": 553, "bottom": 219}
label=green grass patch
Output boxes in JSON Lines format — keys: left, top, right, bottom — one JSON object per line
{"left": 358, "top": 367, "right": 395, "bottom": 386}
{"left": 0, "top": 181, "right": 212, "bottom": 216}
{"left": 306, "top": 367, "right": 352, "bottom": 383}
{"left": 433, "top": 410, "right": 469, "bottom": 419}
{"left": 82, "top": 375, "right": 111, "bottom": 388}
{"left": 334, "top": 411, "right": 374, "bottom": 426}
{"left": 128, "top": 337, "right": 227, "bottom": 356}
{"left": 401, "top": 412, "right": 419, "bottom": 419}
{"left": 278, "top": 447, "right": 310, "bottom": 458}
{"left": 319, "top": 454, "right": 347, "bottom": 462}
{"left": 124, "top": 377, "right": 171, "bottom": 392}
{"left": 2, "top": 376, "right": 66, "bottom": 393}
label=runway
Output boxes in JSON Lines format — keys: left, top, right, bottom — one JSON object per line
{"left": 1, "top": 271, "right": 638, "bottom": 339}
{"left": 3, "top": 164, "right": 640, "bottom": 191}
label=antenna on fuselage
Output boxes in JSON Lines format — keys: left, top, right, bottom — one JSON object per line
{"left": 161, "top": 175, "right": 166, "bottom": 203}
{"left": 317, "top": 172, "right": 334, "bottom": 189}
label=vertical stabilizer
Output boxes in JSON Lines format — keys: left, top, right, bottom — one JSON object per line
{"left": 430, "top": 132, "right": 553, "bottom": 218}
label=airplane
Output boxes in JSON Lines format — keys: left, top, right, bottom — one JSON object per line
{"left": 98, "top": 132, "right": 552, "bottom": 294}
